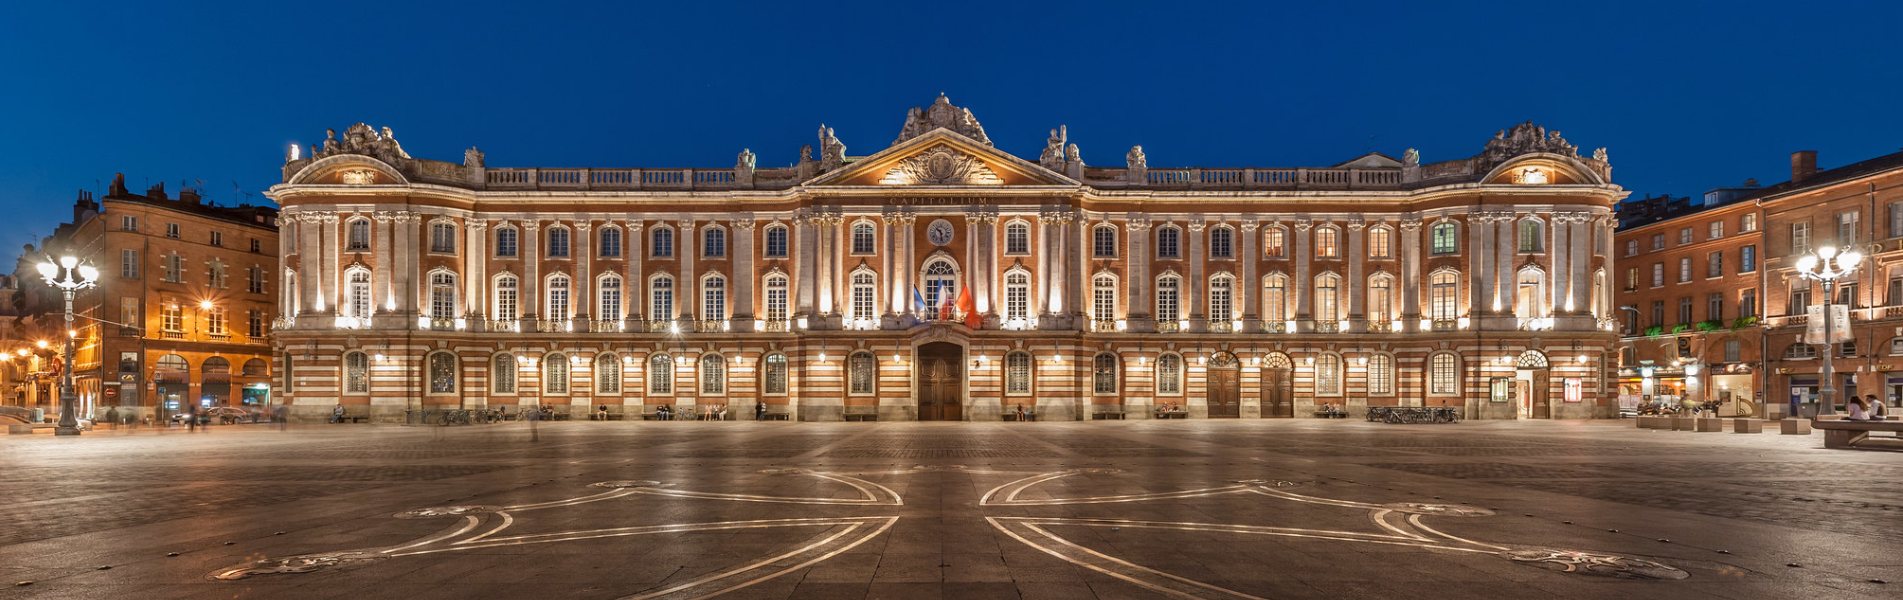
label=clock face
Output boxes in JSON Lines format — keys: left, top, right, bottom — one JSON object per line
{"left": 927, "top": 219, "right": 955, "bottom": 246}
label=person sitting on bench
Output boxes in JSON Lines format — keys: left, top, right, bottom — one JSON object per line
{"left": 1847, "top": 396, "right": 1879, "bottom": 421}
{"left": 330, "top": 404, "right": 346, "bottom": 424}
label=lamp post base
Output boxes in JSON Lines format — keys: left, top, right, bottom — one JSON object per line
{"left": 54, "top": 426, "right": 82, "bottom": 436}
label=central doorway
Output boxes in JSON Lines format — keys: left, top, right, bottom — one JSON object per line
{"left": 1515, "top": 350, "right": 1551, "bottom": 419}
{"left": 1262, "top": 352, "right": 1294, "bottom": 418}
{"left": 917, "top": 342, "right": 964, "bottom": 421}
{"left": 1207, "top": 352, "right": 1240, "bottom": 418}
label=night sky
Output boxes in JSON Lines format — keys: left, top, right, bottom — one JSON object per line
{"left": 2, "top": 0, "right": 1900, "bottom": 254}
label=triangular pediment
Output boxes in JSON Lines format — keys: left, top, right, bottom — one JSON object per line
{"left": 805, "top": 129, "right": 1077, "bottom": 187}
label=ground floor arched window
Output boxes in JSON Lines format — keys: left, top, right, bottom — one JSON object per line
{"left": 428, "top": 352, "right": 457, "bottom": 393}
{"left": 1093, "top": 353, "right": 1118, "bottom": 394}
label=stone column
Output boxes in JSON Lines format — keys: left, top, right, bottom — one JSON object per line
{"left": 1293, "top": 220, "right": 1313, "bottom": 326}
{"left": 1034, "top": 211, "right": 1050, "bottom": 316}
{"left": 466, "top": 220, "right": 487, "bottom": 319}
{"left": 389, "top": 214, "right": 410, "bottom": 314}
{"left": 734, "top": 218, "right": 756, "bottom": 322}
{"left": 895, "top": 212, "right": 915, "bottom": 317}
{"left": 1569, "top": 213, "right": 1591, "bottom": 314}
{"left": 1400, "top": 218, "right": 1422, "bottom": 326}
{"left": 1126, "top": 218, "right": 1150, "bottom": 320}
{"left": 1346, "top": 219, "right": 1366, "bottom": 327}
{"left": 1048, "top": 210, "right": 1072, "bottom": 317}
{"left": 795, "top": 212, "right": 816, "bottom": 318}
{"left": 1469, "top": 214, "right": 1490, "bottom": 317}
{"left": 574, "top": 221, "right": 592, "bottom": 322}
{"left": 625, "top": 221, "right": 644, "bottom": 322}
{"left": 372, "top": 213, "right": 394, "bottom": 314}
{"left": 405, "top": 215, "right": 423, "bottom": 316}
{"left": 1073, "top": 214, "right": 1089, "bottom": 318}
{"left": 295, "top": 214, "right": 319, "bottom": 314}
{"left": 883, "top": 212, "right": 899, "bottom": 316}
{"left": 321, "top": 213, "right": 341, "bottom": 314}
{"left": 1549, "top": 214, "right": 1568, "bottom": 317}
{"left": 971, "top": 211, "right": 994, "bottom": 315}
{"left": 1186, "top": 218, "right": 1206, "bottom": 327}
{"left": 1495, "top": 214, "right": 1514, "bottom": 317}
{"left": 679, "top": 219, "right": 696, "bottom": 321}
{"left": 1240, "top": 219, "right": 1259, "bottom": 326}
{"left": 815, "top": 213, "right": 835, "bottom": 317}
{"left": 522, "top": 221, "right": 540, "bottom": 319}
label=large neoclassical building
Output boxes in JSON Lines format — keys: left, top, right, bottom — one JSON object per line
{"left": 269, "top": 96, "right": 1625, "bottom": 421}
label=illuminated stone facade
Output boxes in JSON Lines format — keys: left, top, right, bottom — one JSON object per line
{"left": 269, "top": 97, "right": 1623, "bottom": 421}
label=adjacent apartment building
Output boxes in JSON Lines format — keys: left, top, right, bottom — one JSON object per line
{"left": 23, "top": 176, "right": 279, "bottom": 422}
{"left": 269, "top": 96, "right": 1625, "bottom": 422}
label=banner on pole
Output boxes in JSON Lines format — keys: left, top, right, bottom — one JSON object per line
{"left": 1803, "top": 305, "right": 1852, "bottom": 344}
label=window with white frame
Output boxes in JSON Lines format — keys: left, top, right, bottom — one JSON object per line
{"left": 345, "top": 269, "right": 372, "bottom": 320}
{"left": 1838, "top": 211, "right": 1859, "bottom": 245}
{"left": 495, "top": 226, "right": 518, "bottom": 257}
{"left": 547, "top": 226, "right": 571, "bottom": 258}
{"left": 1518, "top": 219, "right": 1544, "bottom": 252}
{"left": 1709, "top": 221, "right": 1724, "bottom": 240}
{"left": 850, "top": 222, "right": 874, "bottom": 255}
{"left": 429, "top": 222, "right": 455, "bottom": 253}
{"left": 344, "top": 351, "right": 369, "bottom": 394}
{"left": 1263, "top": 275, "right": 1288, "bottom": 321}
{"left": 1791, "top": 222, "right": 1810, "bottom": 255}
{"left": 346, "top": 218, "right": 370, "bottom": 250}
{"left": 546, "top": 274, "right": 571, "bottom": 322}
{"left": 1093, "top": 225, "right": 1117, "bottom": 258}
{"left": 494, "top": 275, "right": 519, "bottom": 321}
{"left": 1431, "top": 222, "right": 1458, "bottom": 254}
{"left": 848, "top": 352, "right": 876, "bottom": 394}
{"left": 1315, "top": 274, "right": 1340, "bottom": 321}
{"left": 1156, "top": 274, "right": 1181, "bottom": 321}
{"left": 1368, "top": 354, "right": 1394, "bottom": 395}
{"left": 1209, "top": 275, "right": 1234, "bottom": 321}
{"left": 1092, "top": 274, "right": 1117, "bottom": 321}
{"left": 701, "top": 354, "right": 726, "bottom": 395}
{"left": 1093, "top": 353, "right": 1118, "bottom": 394}
{"left": 649, "top": 275, "right": 674, "bottom": 321}
{"left": 851, "top": 271, "right": 877, "bottom": 322}
{"left": 1005, "top": 351, "right": 1032, "bottom": 394}
{"left": 1430, "top": 271, "right": 1459, "bottom": 321}
{"left": 206, "top": 306, "right": 227, "bottom": 335}
{"left": 1741, "top": 213, "right": 1758, "bottom": 233}
{"left": 429, "top": 272, "right": 456, "bottom": 318}
{"left": 764, "top": 224, "right": 789, "bottom": 258}
{"left": 1209, "top": 226, "right": 1234, "bottom": 259}
{"left": 1368, "top": 275, "right": 1392, "bottom": 322}
{"left": 1157, "top": 353, "right": 1182, "bottom": 394}
{"left": 1157, "top": 226, "right": 1181, "bottom": 259}
{"left": 596, "top": 354, "right": 620, "bottom": 393}
{"left": 1315, "top": 226, "right": 1340, "bottom": 258}
{"left": 649, "top": 354, "right": 673, "bottom": 394}
{"left": 702, "top": 275, "right": 727, "bottom": 321}
{"left": 651, "top": 226, "right": 674, "bottom": 258}
{"left": 162, "top": 302, "right": 182, "bottom": 332}
{"left": 1005, "top": 271, "right": 1030, "bottom": 323}
{"left": 1678, "top": 257, "right": 1691, "bottom": 283}
{"left": 1315, "top": 354, "right": 1343, "bottom": 396}
{"left": 544, "top": 353, "right": 569, "bottom": 394}
{"left": 1428, "top": 353, "right": 1459, "bottom": 395}
{"left": 923, "top": 260, "right": 957, "bottom": 311}
{"left": 763, "top": 353, "right": 787, "bottom": 394}
{"left": 1679, "top": 227, "right": 1692, "bottom": 245}
{"left": 703, "top": 226, "right": 727, "bottom": 258}
{"left": 764, "top": 274, "right": 788, "bottom": 322}
{"left": 208, "top": 260, "right": 227, "bottom": 289}
{"left": 491, "top": 353, "right": 515, "bottom": 393}
{"left": 1005, "top": 221, "right": 1030, "bottom": 255}
{"left": 120, "top": 249, "right": 138, "bottom": 279}
{"left": 599, "top": 227, "right": 622, "bottom": 257}
{"left": 1369, "top": 226, "right": 1392, "bottom": 258}
{"left": 1624, "top": 240, "right": 1637, "bottom": 257}
{"left": 1265, "top": 227, "right": 1287, "bottom": 258}
{"left": 598, "top": 275, "right": 622, "bottom": 320}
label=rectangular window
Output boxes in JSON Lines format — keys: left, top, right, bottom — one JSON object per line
{"left": 1891, "top": 276, "right": 1903, "bottom": 306}
{"left": 1838, "top": 282, "right": 1858, "bottom": 308}
{"left": 1315, "top": 228, "right": 1339, "bottom": 258}
{"left": 1740, "top": 245, "right": 1756, "bottom": 273}
{"left": 1890, "top": 203, "right": 1903, "bottom": 238}
{"left": 765, "top": 227, "right": 788, "bottom": 258}
{"left": 1741, "top": 288, "right": 1756, "bottom": 318}
{"left": 1368, "top": 229, "right": 1391, "bottom": 258}
{"left": 248, "top": 310, "right": 265, "bottom": 337}
{"left": 1650, "top": 233, "right": 1664, "bottom": 251}
{"left": 1005, "top": 353, "right": 1032, "bottom": 395}
{"left": 1707, "top": 293, "right": 1723, "bottom": 322}
{"left": 1625, "top": 267, "right": 1638, "bottom": 290}
{"left": 162, "top": 303, "right": 182, "bottom": 332}
{"left": 210, "top": 231, "right": 223, "bottom": 247}
{"left": 1708, "top": 221, "right": 1723, "bottom": 240}
{"left": 163, "top": 255, "right": 184, "bottom": 283}
{"left": 207, "top": 306, "right": 227, "bottom": 335}
{"left": 250, "top": 239, "right": 261, "bottom": 253}
{"left": 1678, "top": 228, "right": 1692, "bottom": 245}
{"left": 1651, "top": 263, "right": 1664, "bottom": 287}
{"left": 1093, "top": 227, "right": 1117, "bottom": 258}
{"left": 121, "top": 215, "right": 137, "bottom": 231}
{"left": 1648, "top": 300, "right": 1664, "bottom": 327}
{"left": 120, "top": 249, "right": 139, "bottom": 279}
{"left": 1741, "top": 213, "right": 1758, "bottom": 232}
{"left": 247, "top": 266, "right": 264, "bottom": 294}
{"left": 1624, "top": 240, "right": 1637, "bottom": 257}
{"left": 1707, "top": 251, "right": 1723, "bottom": 278}
{"left": 1792, "top": 222, "right": 1811, "bottom": 255}
{"left": 120, "top": 297, "right": 138, "bottom": 329}
{"left": 1678, "top": 257, "right": 1691, "bottom": 283}
{"left": 1006, "top": 224, "right": 1029, "bottom": 255}
{"left": 1838, "top": 211, "right": 1859, "bottom": 245}
{"left": 495, "top": 228, "right": 518, "bottom": 257}
{"left": 1678, "top": 297, "right": 1692, "bottom": 324}
{"left": 166, "top": 223, "right": 180, "bottom": 239}
{"left": 1790, "top": 286, "right": 1810, "bottom": 313}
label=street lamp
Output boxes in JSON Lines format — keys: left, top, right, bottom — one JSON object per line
{"left": 37, "top": 255, "right": 99, "bottom": 436}
{"left": 1794, "top": 245, "right": 1862, "bottom": 417}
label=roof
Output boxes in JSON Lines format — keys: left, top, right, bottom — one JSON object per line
{"left": 1748, "top": 148, "right": 1903, "bottom": 202}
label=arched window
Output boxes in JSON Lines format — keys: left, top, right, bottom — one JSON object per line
{"left": 1515, "top": 268, "right": 1546, "bottom": 321}
{"left": 848, "top": 352, "right": 876, "bottom": 395}
{"left": 1315, "top": 353, "right": 1343, "bottom": 396}
{"left": 1263, "top": 274, "right": 1288, "bottom": 322}
{"left": 596, "top": 353, "right": 621, "bottom": 394}
{"left": 343, "top": 351, "right": 369, "bottom": 394}
{"left": 649, "top": 354, "right": 674, "bottom": 394}
{"left": 1091, "top": 274, "right": 1117, "bottom": 321}
{"left": 545, "top": 274, "right": 571, "bottom": 322}
{"left": 1093, "top": 353, "right": 1119, "bottom": 394}
{"left": 492, "top": 353, "right": 516, "bottom": 393}
{"left": 1315, "top": 226, "right": 1340, "bottom": 259}
{"left": 546, "top": 225, "right": 571, "bottom": 258}
{"left": 1368, "top": 225, "right": 1393, "bottom": 258}
{"left": 346, "top": 218, "right": 371, "bottom": 250}
{"left": 429, "top": 271, "right": 457, "bottom": 318}
{"left": 1368, "top": 274, "right": 1394, "bottom": 322}
{"left": 427, "top": 351, "right": 457, "bottom": 393}
{"left": 1156, "top": 225, "right": 1182, "bottom": 259}
{"left": 1430, "top": 270, "right": 1461, "bottom": 322}
{"left": 494, "top": 226, "right": 519, "bottom": 258}
{"left": 764, "top": 224, "right": 789, "bottom": 258}
{"left": 700, "top": 354, "right": 726, "bottom": 395}
{"left": 1209, "top": 226, "right": 1235, "bottom": 259}
{"left": 1314, "top": 273, "right": 1341, "bottom": 322}
{"left": 1265, "top": 226, "right": 1287, "bottom": 258}
{"left": 598, "top": 274, "right": 623, "bottom": 321}
{"left": 850, "top": 270, "right": 877, "bottom": 322}
{"left": 763, "top": 353, "right": 788, "bottom": 395}
{"left": 1156, "top": 274, "right": 1181, "bottom": 321}
{"left": 1004, "top": 270, "right": 1031, "bottom": 323}
{"left": 1005, "top": 221, "right": 1030, "bottom": 255}
{"left": 1428, "top": 352, "right": 1460, "bottom": 395}
{"left": 702, "top": 274, "right": 727, "bottom": 321}
{"left": 1209, "top": 275, "right": 1235, "bottom": 321}
{"left": 1005, "top": 351, "right": 1033, "bottom": 394}
{"left": 1784, "top": 343, "right": 1816, "bottom": 359}
{"left": 1518, "top": 218, "right": 1545, "bottom": 253}
{"left": 344, "top": 268, "right": 373, "bottom": 321}
{"left": 493, "top": 274, "right": 519, "bottom": 321}
{"left": 1431, "top": 221, "right": 1459, "bottom": 255}
{"left": 703, "top": 225, "right": 727, "bottom": 258}
{"left": 544, "top": 353, "right": 569, "bottom": 395}
{"left": 1367, "top": 354, "right": 1394, "bottom": 395}
{"left": 429, "top": 221, "right": 456, "bottom": 253}
{"left": 202, "top": 357, "right": 232, "bottom": 405}
{"left": 764, "top": 274, "right": 789, "bottom": 322}
{"left": 1093, "top": 225, "right": 1118, "bottom": 258}
{"left": 923, "top": 260, "right": 958, "bottom": 312}
{"left": 599, "top": 226, "right": 622, "bottom": 258}
{"left": 650, "top": 226, "right": 674, "bottom": 258}
{"left": 649, "top": 274, "right": 675, "bottom": 321}
{"left": 1156, "top": 353, "right": 1183, "bottom": 395}
{"left": 242, "top": 358, "right": 267, "bottom": 377}
{"left": 850, "top": 222, "right": 875, "bottom": 255}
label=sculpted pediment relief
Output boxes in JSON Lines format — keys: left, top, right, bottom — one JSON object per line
{"left": 880, "top": 146, "right": 1002, "bottom": 185}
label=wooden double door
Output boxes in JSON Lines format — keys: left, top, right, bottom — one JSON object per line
{"left": 1207, "top": 353, "right": 1240, "bottom": 418}
{"left": 1263, "top": 367, "right": 1293, "bottom": 418}
{"left": 917, "top": 342, "right": 964, "bottom": 421}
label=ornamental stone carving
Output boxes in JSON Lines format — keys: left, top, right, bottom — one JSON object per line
{"left": 1480, "top": 121, "right": 1578, "bottom": 167}
{"left": 894, "top": 93, "right": 992, "bottom": 146}
{"left": 1040, "top": 125, "right": 1068, "bottom": 170}
{"left": 1125, "top": 145, "right": 1147, "bottom": 183}
{"left": 885, "top": 146, "right": 1002, "bottom": 185}
{"left": 316, "top": 123, "right": 411, "bottom": 164}
{"left": 818, "top": 125, "right": 846, "bottom": 171}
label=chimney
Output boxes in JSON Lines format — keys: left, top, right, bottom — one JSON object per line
{"left": 108, "top": 173, "right": 127, "bottom": 197}
{"left": 146, "top": 182, "right": 167, "bottom": 201}
{"left": 1791, "top": 150, "right": 1818, "bottom": 183}
{"left": 180, "top": 188, "right": 201, "bottom": 205}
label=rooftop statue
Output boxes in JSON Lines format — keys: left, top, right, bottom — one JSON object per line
{"left": 1480, "top": 121, "right": 1577, "bottom": 166}
{"left": 315, "top": 123, "right": 412, "bottom": 164}
{"left": 1040, "top": 125, "right": 1068, "bottom": 170}
{"left": 894, "top": 93, "right": 992, "bottom": 146}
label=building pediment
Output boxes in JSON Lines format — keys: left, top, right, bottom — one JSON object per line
{"left": 805, "top": 129, "right": 1077, "bottom": 187}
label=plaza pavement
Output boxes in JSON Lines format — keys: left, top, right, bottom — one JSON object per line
{"left": 0, "top": 418, "right": 1897, "bottom": 599}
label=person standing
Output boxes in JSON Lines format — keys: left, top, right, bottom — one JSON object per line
{"left": 755, "top": 401, "right": 766, "bottom": 421}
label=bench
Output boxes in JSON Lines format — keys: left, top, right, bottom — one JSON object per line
{"left": 761, "top": 410, "right": 791, "bottom": 421}
{"left": 1312, "top": 410, "right": 1347, "bottom": 419}
{"left": 844, "top": 408, "right": 878, "bottom": 422}
{"left": 1154, "top": 410, "right": 1188, "bottom": 419}
{"left": 1814, "top": 418, "right": 1903, "bottom": 450}
{"left": 1003, "top": 411, "right": 1036, "bottom": 422}
{"left": 1093, "top": 410, "right": 1126, "bottom": 420}
{"left": 330, "top": 408, "right": 369, "bottom": 423}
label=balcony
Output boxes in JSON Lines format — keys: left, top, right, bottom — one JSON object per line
{"left": 1315, "top": 321, "right": 1341, "bottom": 333}
{"left": 1090, "top": 318, "right": 1119, "bottom": 332}
{"left": 646, "top": 320, "right": 678, "bottom": 334}
{"left": 1155, "top": 320, "right": 1183, "bottom": 333}
{"left": 759, "top": 319, "right": 790, "bottom": 332}
{"left": 1264, "top": 320, "right": 1288, "bottom": 333}
{"left": 1207, "top": 320, "right": 1237, "bottom": 333}
{"left": 484, "top": 319, "right": 521, "bottom": 333}
{"left": 1430, "top": 320, "right": 1458, "bottom": 332}
{"left": 161, "top": 330, "right": 184, "bottom": 340}
{"left": 696, "top": 319, "right": 729, "bottom": 333}
{"left": 588, "top": 319, "right": 624, "bottom": 333}
{"left": 1365, "top": 320, "right": 1394, "bottom": 333}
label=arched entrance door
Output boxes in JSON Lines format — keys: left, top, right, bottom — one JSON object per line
{"left": 916, "top": 342, "right": 964, "bottom": 421}
{"left": 1515, "top": 350, "right": 1551, "bottom": 419}
{"left": 1262, "top": 353, "right": 1294, "bottom": 418}
{"left": 1207, "top": 352, "right": 1240, "bottom": 418}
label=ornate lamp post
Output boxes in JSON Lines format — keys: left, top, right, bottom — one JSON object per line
{"left": 1794, "top": 245, "right": 1862, "bottom": 417}
{"left": 36, "top": 255, "right": 99, "bottom": 436}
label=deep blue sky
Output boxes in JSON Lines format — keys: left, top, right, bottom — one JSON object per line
{"left": 3, "top": 1, "right": 1900, "bottom": 253}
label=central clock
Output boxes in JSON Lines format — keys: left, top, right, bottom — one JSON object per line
{"left": 927, "top": 219, "right": 955, "bottom": 246}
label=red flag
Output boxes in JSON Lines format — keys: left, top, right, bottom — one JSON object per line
{"left": 957, "top": 285, "right": 981, "bottom": 329}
